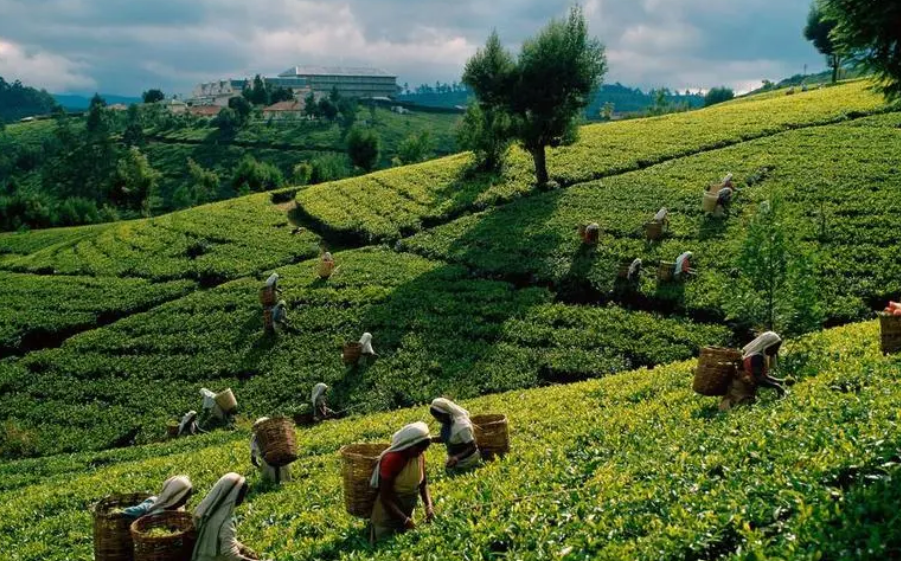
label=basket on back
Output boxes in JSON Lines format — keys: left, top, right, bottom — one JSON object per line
{"left": 214, "top": 389, "right": 237, "bottom": 414}
{"left": 692, "top": 347, "right": 743, "bottom": 396}
{"left": 259, "top": 287, "right": 276, "bottom": 307}
{"left": 254, "top": 417, "right": 298, "bottom": 467}
{"left": 702, "top": 191, "right": 719, "bottom": 213}
{"left": 343, "top": 342, "right": 363, "bottom": 365}
{"left": 130, "top": 511, "right": 196, "bottom": 561}
{"left": 616, "top": 259, "right": 633, "bottom": 280}
{"left": 93, "top": 492, "right": 152, "bottom": 561}
{"left": 340, "top": 443, "right": 389, "bottom": 518}
{"left": 318, "top": 260, "right": 336, "bottom": 279}
{"left": 471, "top": 414, "right": 509, "bottom": 459}
{"left": 880, "top": 313, "right": 901, "bottom": 354}
{"left": 657, "top": 262, "right": 675, "bottom": 282}
{"left": 645, "top": 221, "right": 664, "bottom": 241}
{"left": 166, "top": 421, "right": 180, "bottom": 439}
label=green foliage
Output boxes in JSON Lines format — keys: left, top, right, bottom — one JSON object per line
{"left": 112, "top": 147, "right": 163, "bottom": 215}
{"left": 231, "top": 155, "right": 285, "bottom": 194}
{"left": 821, "top": 0, "right": 901, "bottom": 100}
{"left": 0, "top": 76, "right": 58, "bottom": 123}
{"left": 395, "top": 130, "right": 433, "bottom": 166}
{"left": 141, "top": 89, "right": 165, "bottom": 104}
{"left": 704, "top": 86, "right": 735, "bottom": 107}
{"left": 455, "top": 103, "right": 512, "bottom": 171}
{"left": 804, "top": 4, "right": 842, "bottom": 83}
{"left": 346, "top": 126, "right": 381, "bottom": 171}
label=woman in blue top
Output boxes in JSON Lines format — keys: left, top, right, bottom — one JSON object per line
{"left": 123, "top": 475, "right": 193, "bottom": 520}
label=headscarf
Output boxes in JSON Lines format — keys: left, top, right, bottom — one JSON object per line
{"left": 311, "top": 383, "right": 328, "bottom": 409}
{"left": 265, "top": 273, "right": 279, "bottom": 288}
{"left": 742, "top": 331, "right": 782, "bottom": 360}
{"left": 199, "top": 388, "right": 216, "bottom": 411}
{"left": 322, "top": 251, "right": 334, "bottom": 263}
{"left": 430, "top": 398, "right": 472, "bottom": 442}
{"left": 370, "top": 422, "right": 431, "bottom": 488}
{"left": 628, "top": 258, "right": 642, "bottom": 279}
{"left": 674, "top": 252, "right": 693, "bottom": 275}
{"left": 653, "top": 208, "right": 668, "bottom": 223}
{"left": 192, "top": 473, "right": 246, "bottom": 560}
{"left": 147, "top": 476, "right": 193, "bottom": 515}
{"left": 723, "top": 173, "right": 733, "bottom": 184}
{"left": 359, "top": 332, "right": 375, "bottom": 355}
{"left": 178, "top": 410, "right": 197, "bottom": 435}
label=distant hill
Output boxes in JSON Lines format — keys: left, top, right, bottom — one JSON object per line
{"left": 398, "top": 83, "right": 704, "bottom": 116}
{"left": 53, "top": 93, "right": 142, "bottom": 110}
{"left": 0, "top": 77, "right": 59, "bottom": 123}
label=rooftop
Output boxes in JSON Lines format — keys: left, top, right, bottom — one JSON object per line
{"left": 278, "top": 65, "right": 395, "bottom": 78}
{"left": 262, "top": 100, "right": 305, "bottom": 112}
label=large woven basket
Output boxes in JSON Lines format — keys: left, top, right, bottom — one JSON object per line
{"left": 657, "top": 262, "right": 675, "bottom": 282}
{"left": 645, "top": 221, "right": 664, "bottom": 241}
{"left": 702, "top": 191, "right": 719, "bottom": 213}
{"left": 93, "top": 492, "right": 152, "bottom": 561}
{"left": 616, "top": 260, "right": 633, "bottom": 279}
{"left": 214, "top": 389, "right": 237, "bottom": 414}
{"left": 693, "top": 347, "right": 742, "bottom": 396}
{"left": 166, "top": 421, "right": 179, "bottom": 439}
{"left": 318, "top": 260, "right": 336, "bottom": 279}
{"left": 259, "top": 287, "right": 276, "bottom": 307}
{"left": 880, "top": 313, "right": 901, "bottom": 355}
{"left": 343, "top": 342, "right": 363, "bottom": 365}
{"left": 293, "top": 411, "right": 315, "bottom": 426}
{"left": 254, "top": 416, "right": 298, "bottom": 467}
{"left": 340, "top": 443, "right": 389, "bottom": 518}
{"left": 472, "top": 414, "right": 509, "bottom": 459}
{"left": 130, "top": 511, "right": 196, "bottom": 561}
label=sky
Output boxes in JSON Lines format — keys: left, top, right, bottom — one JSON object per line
{"left": 0, "top": 0, "right": 825, "bottom": 96}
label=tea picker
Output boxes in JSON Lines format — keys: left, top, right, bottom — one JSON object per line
{"left": 702, "top": 173, "right": 734, "bottom": 216}
{"left": 645, "top": 207, "right": 669, "bottom": 240}
{"left": 264, "top": 300, "right": 294, "bottom": 334}
{"left": 429, "top": 398, "right": 481, "bottom": 471}
{"left": 311, "top": 382, "right": 337, "bottom": 421}
{"left": 192, "top": 473, "right": 272, "bottom": 561}
{"left": 343, "top": 332, "right": 377, "bottom": 366}
{"left": 120, "top": 476, "right": 193, "bottom": 520}
{"left": 199, "top": 387, "right": 238, "bottom": 430}
{"left": 673, "top": 251, "right": 696, "bottom": 280}
{"left": 719, "top": 331, "right": 786, "bottom": 411}
{"left": 578, "top": 222, "right": 600, "bottom": 245}
{"left": 250, "top": 417, "right": 292, "bottom": 485}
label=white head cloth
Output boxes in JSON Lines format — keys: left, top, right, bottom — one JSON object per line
{"left": 199, "top": 388, "right": 216, "bottom": 410}
{"left": 147, "top": 476, "right": 193, "bottom": 515}
{"left": 311, "top": 383, "right": 328, "bottom": 409}
{"left": 178, "top": 410, "right": 197, "bottom": 434}
{"left": 742, "top": 331, "right": 782, "bottom": 359}
{"left": 370, "top": 422, "right": 431, "bottom": 488}
{"left": 265, "top": 273, "right": 279, "bottom": 288}
{"left": 674, "top": 252, "right": 693, "bottom": 274}
{"left": 359, "top": 332, "right": 375, "bottom": 355}
{"left": 653, "top": 208, "right": 668, "bottom": 222}
{"left": 628, "top": 258, "right": 642, "bottom": 278}
{"left": 430, "top": 398, "right": 473, "bottom": 441}
{"left": 723, "top": 173, "right": 733, "bottom": 183}
{"left": 192, "top": 473, "right": 246, "bottom": 560}
{"left": 322, "top": 252, "right": 334, "bottom": 262}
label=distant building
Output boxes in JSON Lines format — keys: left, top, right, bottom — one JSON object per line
{"left": 108, "top": 103, "right": 129, "bottom": 112}
{"left": 191, "top": 77, "right": 312, "bottom": 107}
{"left": 187, "top": 105, "right": 223, "bottom": 118}
{"left": 277, "top": 66, "right": 397, "bottom": 99}
{"left": 262, "top": 99, "right": 305, "bottom": 120}
{"left": 163, "top": 99, "right": 188, "bottom": 114}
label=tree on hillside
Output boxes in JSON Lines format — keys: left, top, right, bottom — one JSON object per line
{"left": 704, "top": 87, "right": 735, "bottom": 107}
{"left": 804, "top": 5, "right": 842, "bottom": 84}
{"left": 113, "top": 147, "right": 162, "bottom": 216}
{"left": 142, "top": 89, "right": 165, "bottom": 104}
{"left": 227, "top": 96, "right": 252, "bottom": 126}
{"left": 395, "top": 130, "right": 433, "bottom": 165}
{"left": 269, "top": 86, "right": 295, "bottom": 104}
{"left": 346, "top": 125, "right": 380, "bottom": 171}
{"left": 245, "top": 74, "right": 270, "bottom": 106}
{"left": 122, "top": 104, "right": 145, "bottom": 147}
{"left": 318, "top": 97, "right": 339, "bottom": 122}
{"left": 463, "top": 6, "right": 607, "bottom": 185}
{"left": 820, "top": 0, "right": 901, "bottom": 100}
{"left": 0, "top": 77, "right": 59, "bottom": 122}
{"left": 303, "top": 92, "right": 319, "bottom": 119}
{"left": 86, "top": 94, "right": 109, "bottom": 135}
{"left": 231, "top": 155, "right": 285, "bottom": 194}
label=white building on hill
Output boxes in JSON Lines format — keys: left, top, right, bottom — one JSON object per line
{"left": 277, "top": 66, "right": 397, "bottom": 99}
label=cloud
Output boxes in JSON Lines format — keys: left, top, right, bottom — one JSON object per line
{"left": 0, "top": 38, "right": 95, "bottom": 91}
{"left": 0, "top": 0, "right": 824, "bottom": 95}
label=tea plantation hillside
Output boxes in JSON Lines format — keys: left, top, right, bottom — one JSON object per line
{"left": 3, "top": 320, "right": 900, "bottom": 560}
{"left": 0, "top": 80, "right": 898, "bottom": 461}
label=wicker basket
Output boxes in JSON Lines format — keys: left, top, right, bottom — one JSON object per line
{"left": 616, "top": 260, "right": 633, "bottom": 280}
{"left": 657, "top": 262, "right": 675, "bottom": 282}
{"left": 340, "top": 443, "right": 389, "bottom": 518}
{"left": 318, "top": 260, "right": 336, "bottom": 279}
{"left": 130, "top": 511, "right": 196, "bottom": 561}
{"left": 692, "top": 347, "right": 743, "bottom": 396}
{"left": 343, "top": 342, "right": 363, "bottom": 365}
{"left": 880, "top": 313, "right": 901, "bottom": 355}
{"left": 293, "top": 411, "right": 315, "bottom": 426}
{"left": 166, "top": 421, "right": 179, "bottom": 439}
{"left": 254, "top": 417, "right": 298, "bottom": 467}
{"left": 93, "top": 492, "right": 152, "bottom": 561}
{"left": 472, "top": 414, "right": 509, "bottom": 459}
{"left": 702, "top": 191, "right": 719, "bottom": 213}
{"left": 259, "top": 287, "right": 276, "bottom": 307}
{"left": 645, "top": 221, "right": 664, "bottom": 241}
{"left": 214, "top": 389, "right": 237, "bottom": 414}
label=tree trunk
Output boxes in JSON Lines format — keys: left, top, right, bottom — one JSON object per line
{"left": 531, "top": 145, "right": 549, "bottom": 186}
{"left": 832, "top": 55, "right": 840, "bottom": 84}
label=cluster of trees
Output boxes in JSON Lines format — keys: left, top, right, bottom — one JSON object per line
{"left": 242, "top": 75, "right": 295, "bottom": 107}
{"left": 402, "top": 81, "right": 470, "bottom": 96}
{"left": 459, "top": 6, "right": 607, "bottom": 184}
{"left": 805, "top": 0, "right": 901, "bottom": 99}
{"left": 704, "top": 87, "right": 735, "bottom": 107}
{"left": 0, "top": 77, "right": 59, "bottom": 123}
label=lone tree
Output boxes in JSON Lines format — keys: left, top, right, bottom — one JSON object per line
{"left": 704, "top": 87, "right": 735, "bottom": 107}
{"left": 463, "top": 6, "right": 607, "bottom": 184}
{"left": 142, "top": 89, "right": 165, "bottom": 104}
{"left": 346, "top": 126, "right": 380, "bottom": 171}
{"left": 820, "top": 0, "right": 901, "bottom": 100}
{"left": 804, "top": 4, "right": 842, "bottom": 84}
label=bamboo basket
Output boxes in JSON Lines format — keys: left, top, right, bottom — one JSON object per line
{"left": 645, "top": 221, "right": 664, "bottom": 241}
{"left": 93, "top": 492, "right": 152, "bottom": 561}
{"left": 293, "top": 411, "right": 315, "bottom": 427}
{"left": 657, "top": 262, "right": 675, "bottom": 282}
{"left": 702, "top": 191, "right": 719, "bottom": 213}
{"left": 254, "top": 417, "right": 298, "bottom": 467}
{"left": 472, "top": 414, "right": 509, "bottom": 459}
{"left": 166, "top": 421, "right": 179, "bottom": 439}
{"left": 616, "top": 260, "right": 633, "bottom": 280}
{"left": 263, "top": 309, "right": 274, "bottom": 330}
{"left": 318, "top": 260, "right": 336, "bottom": 279}
{"left": 214, "top": 389, "right": 237, "bottom": 414}
{"left": 343, "top": 342, "right": 363, "bottom": 365}
{"left": 130, "top": 511, "right": 196, "bottom": 561}
{"left": 259, "top": 287, "right": 276, "bottom": 307}
{"left": 880, "top": 313, "right": 901, "bottom": 354}
{"left": 340, "top": 443, "right": 389, "bottom": 518}
{"left": 692, "top": 347, "right": 743, "bottom": 396}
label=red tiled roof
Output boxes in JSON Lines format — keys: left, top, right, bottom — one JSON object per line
{"left": 263, "top": 100, "right": 304, "bottom": 112}
{"left": 188, "top": 105, "right": 222, "bottom": 117}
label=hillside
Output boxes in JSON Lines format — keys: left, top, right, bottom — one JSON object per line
{"left": 0, "top": 80, "right": 898, "bottom": 461}
{"left": 3, "top": 320, "right": 899, "bottom": 560}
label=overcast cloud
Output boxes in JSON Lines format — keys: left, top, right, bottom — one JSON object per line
{"left": 0, "top": 0, "right": 823, "bottom": 95}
